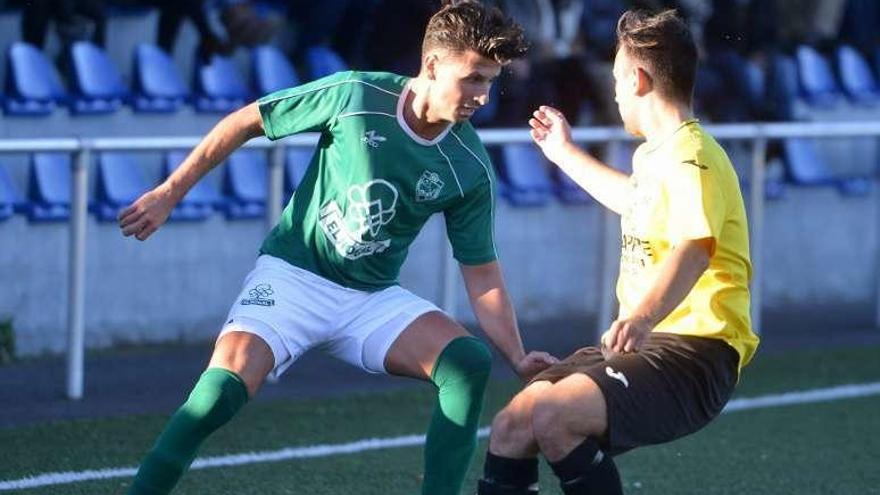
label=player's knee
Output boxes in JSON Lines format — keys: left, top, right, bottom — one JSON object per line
{"left": 531, "top": 395, "right": 569, "bottom": 445}
{"left": 532, "top": 393, "right": 604, "bottom": 447}
{"left": 180, "top": 368, "right": 249, "bottom": 431}
{"left": 432, "top": 336, "right": 493, "bottom": 389}
{"left": 490, "top": 404, "right": 531, "bottom": 445}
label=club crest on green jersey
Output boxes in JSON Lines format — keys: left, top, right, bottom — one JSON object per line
{"left": 318, "top": 179, "right": 399, "bottom": 260}
{"left": 415, "top": 170, "right": 445, "bottom": 202}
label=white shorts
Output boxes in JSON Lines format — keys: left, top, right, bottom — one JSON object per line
{"left": 219, "top": 255, "right": 440, "bottom": 376}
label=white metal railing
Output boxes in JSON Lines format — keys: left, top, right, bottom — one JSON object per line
{"left": 2, "top": 120, "right": 880, "bottom": 399}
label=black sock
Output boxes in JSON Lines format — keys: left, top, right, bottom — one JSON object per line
{"left": 548, "top": 438, "right": 622, "bottom": 495}
{"left": 477, "top": 451, "right": 539, "bottom": 494}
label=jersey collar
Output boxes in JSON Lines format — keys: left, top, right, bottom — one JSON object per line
{"left": 643, "top": 118, "right": 699, "bottom": 154}
{"left": 396, "top": 81, "right": 453, "bottom": 146}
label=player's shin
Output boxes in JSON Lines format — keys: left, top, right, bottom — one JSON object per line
{"left": 548, "top": 437, "right": 622, "bottom": 495}
{"left": 422, "top": 336, "right": 492, "bottom": 495}
{"left": 128, "top": 368, "right": 249, "bottom": 495}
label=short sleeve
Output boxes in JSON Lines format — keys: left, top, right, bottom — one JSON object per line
{"left": 664, "top": 159, "right": 726, "bottom": 254}
{"left": 257, "top": 71, "right": 354, "bottom": 140}
{"left": 444, "top": 178, "right": 497, "bottom": 265}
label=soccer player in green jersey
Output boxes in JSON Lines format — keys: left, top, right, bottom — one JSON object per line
{"left": 118, "top": 1, "right": 557, "bottom": 494}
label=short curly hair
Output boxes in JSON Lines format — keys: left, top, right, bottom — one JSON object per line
{"left": 422, "top": 0, "right": 528, "bottom": 64}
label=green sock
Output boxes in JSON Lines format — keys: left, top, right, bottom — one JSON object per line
{"left": 422, "top": 336, "right": 493, "bottom": 495}
{"left": 128, "top": 368, "right": 249, "bottom": 494}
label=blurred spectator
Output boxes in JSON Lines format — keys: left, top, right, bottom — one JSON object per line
{"left": 775, "top": 0, "right": 847, "bottom": 50}
{"left": 839, "top": 0, "right": 880, "bottom": 55}
{"left": 108, "top": 0, "right": 280, "bottom": 60}
{"left": 362, "top": 0, "right": 437, "bottom": 74}
{"left": 286, "top": 0, "right": 381, "bottom": 70}
{"left": 21, "top": 0, "right": 107, "bottom": 48}
{"left": 493, "top": 0, "right": 611, "bottom": 126}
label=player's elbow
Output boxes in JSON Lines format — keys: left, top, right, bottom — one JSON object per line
{"left": 230, "top": 103, "right": 265, "bottom": 140}
{"left": 686, "top": 238, "right": 713, "bottom": 273}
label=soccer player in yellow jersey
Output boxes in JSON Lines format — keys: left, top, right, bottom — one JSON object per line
{"left": 477, "top": 9, "right": 760, "bottom": 495}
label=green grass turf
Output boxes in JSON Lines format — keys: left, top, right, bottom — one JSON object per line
{"left": 2, "top": 344, "right": 879, "bottom": 494}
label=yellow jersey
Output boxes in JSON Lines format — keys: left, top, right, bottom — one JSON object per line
{"left": 617, "top": 120, "right": 759, "bottom": 370}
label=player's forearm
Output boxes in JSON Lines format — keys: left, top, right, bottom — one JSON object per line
{"left": 627, "top": 239, "right": 712, "bottom": 327}
{"left": 553, "top": 142, "right": 631, "bottom": 215}
{"left": 461, "top": 263, "right": 526, "bottom": 367}
{"left": 471, "top": 290, "right": 526, "bottom": 367}
{"left": 164, "top": 103, "right": 264, "bottom": 202}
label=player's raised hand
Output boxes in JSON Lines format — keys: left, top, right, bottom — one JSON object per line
{"left": 529, "top": 105, "right": 573, "bottom": 164}
{"left": 601, "top": 316, "right": 653, "bottom": 357}
{"left": 118, "top": 184, "right": 177, "bottom": 241}
{"left": 514, "top": 350, "right": 559, "bottom": 382}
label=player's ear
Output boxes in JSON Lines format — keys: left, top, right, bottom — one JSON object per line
{"left": 424, "top": 52, "right": 440, "bottom": 81}
{"left": 635, "top": 66, "right": 653, "bottom": 97}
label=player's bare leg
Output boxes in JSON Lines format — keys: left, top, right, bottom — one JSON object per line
{"left": 207, "top": 330, "right": 275, "bottom": 398}
{"left": 385, "top": 311, "right": 492, "bottom": 495}
{"left": 531, "top": 374, "right": 621, "bottom": 495}
{"left": 531, "top": 374, "right": 607, "bottom": 460}
{"left": 475, "top": 381, "right": 551, "bottom": 494}
{"left": 486, "top": 380, "right": 553, "bottom": 459}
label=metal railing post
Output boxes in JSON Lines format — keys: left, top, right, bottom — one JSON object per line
{"left": 67, "top": 145, "right": 89, "bottom": 400}
{"left": 749, "top": 137, "right": 768, "bottom": 334}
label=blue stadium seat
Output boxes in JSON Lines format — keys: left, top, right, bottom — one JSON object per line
{"left": 783, "top": 138, "right": 871, "bottom": 197}
{"left": 836, "top": 45, "right": 880, "bottom": 105}
{"left": 194, "top": 54, "right": 250, "bottom": 112}
{"left": 164, "top": 151, "right": 222, "bottom": 221}
{"left": 497, "top": 143, "right": 553, "bottom": 206}
{"left": 767, "top": 54, "right": 799, "bottom": 120}
{"left": 253, "top": 45, "right": 300, "bottom": 95}
{"left": 285, "top": 147, "right": 313, "bottom": 199}
{"left": 132, "top": 44, "right": 188, "bottom": 113}
{"left": 96, "top": 152, "right": 151, "bottom": 221}
{"left": 744, "top": 59, "right": 766, "bottom": 107}
{"left": 0, "top": 164, "right": 25, "bottom": 221}
{"left": 3, "top": 42, "right": 66, "bottom": 116}
{"left": 223, "top": 150, "right": 267, "bottom": 219}
{"left": 304, "top": 46, "right": 348, "bottom": 81}
{"left": 795, "top": 45, "right": 842, "bottom": 107}
{"left": 27, "top": 153, "right": 72, "bottom": 222}
{"left": 68, "top": 41, "right": 128, "bottom": 114}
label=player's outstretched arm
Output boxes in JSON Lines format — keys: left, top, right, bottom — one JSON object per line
{"left": 461, "top": 261, "right": 558, "bottom": 381}
{"left": 529, "top": 105, "right": 631, "bottom": 215}
{"left": 118, "top": 103, "right": 265, "bottom": 241}
{"left": 602, "top": 237, "right": 713, "bottom": 355}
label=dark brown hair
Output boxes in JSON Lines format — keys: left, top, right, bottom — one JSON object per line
{"left": 616, "top": 9, "right": 697, "bottom": 104}
{"left": 422, "top": 0, "right": 528, "bottom": 64}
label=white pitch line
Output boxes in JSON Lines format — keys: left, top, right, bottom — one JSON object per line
{"left": 3, "top": 382, "right": 880, "bottom": 491}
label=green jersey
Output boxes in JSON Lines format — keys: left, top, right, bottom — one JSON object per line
{"left": 257, "top": 71, "right": 498, "bottom": 291}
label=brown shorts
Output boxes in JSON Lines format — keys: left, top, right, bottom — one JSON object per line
{"left": 529, "top": 332, "right": 739, "bottom": 456}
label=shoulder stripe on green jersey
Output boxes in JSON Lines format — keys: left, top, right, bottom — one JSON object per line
{"left": 337, "top": 111, "right": 397, "bottom": 120}
{"left": 435, "top": 143, "right": 465, "bottom": 197}
{"left": 450, "top": 129, "right": 497, "bottom": 256}
{"left": 260, "top": 74, "right": 401, "bottom": 107}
